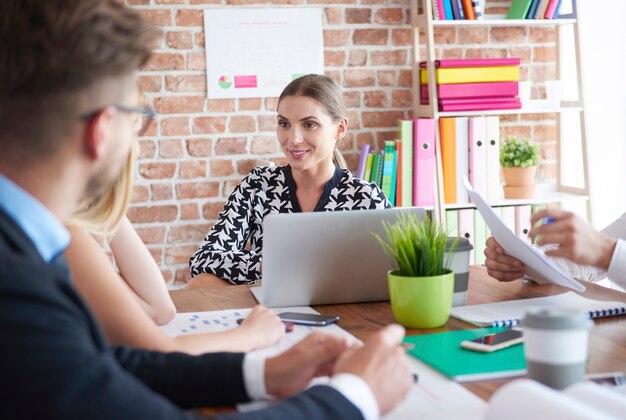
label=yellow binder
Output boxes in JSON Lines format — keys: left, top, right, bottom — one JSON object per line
{"left": 420, "top": 66, "right": 520, "bottom": 84}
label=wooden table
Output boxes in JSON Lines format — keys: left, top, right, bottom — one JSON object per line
{"left": 171, "top": 266, "right": 626, "bottom": 401}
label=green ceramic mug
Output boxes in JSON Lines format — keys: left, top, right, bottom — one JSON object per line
{"left": 388, "top": 269, "right": 454, "bottom": 329}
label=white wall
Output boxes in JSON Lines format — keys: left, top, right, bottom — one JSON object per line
{"left": 578, "top": 0, "right": 626, "bottom": 229}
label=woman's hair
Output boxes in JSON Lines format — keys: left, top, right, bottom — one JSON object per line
{"left": 69, "top": 138, "right": 137, "bottom": 236}
{"left": 278, "top": 74, "right": 348, "bottom": 169}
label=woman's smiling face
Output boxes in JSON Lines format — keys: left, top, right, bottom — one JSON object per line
{"left": 276, "top": 95, "right": 346, "bottom": 173}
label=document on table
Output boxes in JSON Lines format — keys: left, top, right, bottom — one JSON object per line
{"left": 161, "top": 307, "right": 487, "bottom": 419}
{"left": 463, "top": 176, "right": 586, "bottom": 292}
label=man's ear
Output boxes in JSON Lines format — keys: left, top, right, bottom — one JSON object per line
{"left": 336, "top": 117, "right": 349, "bottom": 140}
{"left": 84, "top": 107, "right": 116, "bottom": 160}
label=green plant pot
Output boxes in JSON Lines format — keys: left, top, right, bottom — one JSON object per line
{"left": 388, "top": 269, "right": 454, "bottom": 329}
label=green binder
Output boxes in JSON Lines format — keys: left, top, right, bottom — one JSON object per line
{"left": 506, "top": 0, "right": 534, "bottom": 19}
{"left": 404, "top": 327, "right": 527, "bottom": 383}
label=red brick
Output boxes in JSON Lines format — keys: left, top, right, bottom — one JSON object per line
{"left": 135, "top": 226, "right": 166, "bottom": 245}
{"left": 537, "top": 163, "right": 556, "bottom": 182}
{"left": 491, "top": 27, "right": 526, "bottom": 44}
{"left": 533, "top": 46, "right": 556, "bottom": 62}
{"left": 140, "top": 118, "right": 157, "bottom": 137}
{"left": 154, "top": 96, "right": 205, "bottom": 114}
{"left": 208, "top": 99, "right": 236, "bottom": 112}
{"left": 530, "top": 27, "right": 556, "bottom": 43}
{"left": 139, "top": 163, "right": 177, "bottom": 179}
{"left": 258, "top": 114, "right": 276, "bottom": 132}
{"left": 159, "top": 139, "right": 183, "bottom": 158}
{"left": 392, "top": 89, "right": 412, "bottom": 107}
{"left": 176, "top": 182, "right": 220, "bottom": 199}
{"left": 325, "top": 50, "right": 346, "bottom": 67}
{"left": 376, "top": 130, "right": 398, "bottom": 142}
{"left": 323, "top": 30, "right": 350, "bottom": 47}
{"left": 458, "top": 28, "right": 488, "bottom": 44}
{"left": 127, "top": 205, "right": 178, "bottom": 223}
{"left": 229, "top": 115, "right": 256, "bottom": 133}
{"left": 362, "top": 111, "right": 406, "bottom": 128}
{"left": 187, "top": 138, "right": 213, "bottom": 157}
{"left": 530, "top": 66, "right": 556, "bottom": 83}
{"left": 180, "top": 160, "right": 207, "bottom": 179}
{"left": 374, "top": 8, "right": 403, "bottom": 24}
{"left": 168, "top": 224, "right": 212, "bottom": 244}
{"left": 356, "top": 132, "right": 374, "bottom": 148}
{"left": 215, "top": 137, "right": 247, "bottom": 155}
{"left": 175, "top": 9, "right": 203, "bottom": 26}
{"left": 131, "top": 185, "right": 149, "bottom": 203}
{"left": 520, "top": 112, "right": 557, "bottom": 122}
{"left": 353, "top": 29, "right": 388, "bottom": 45}
{"left": 265, "top": 98, "right": 279, "bottom": 112}
{"left": 223, "top": 180, "right": 239, "bottom": 197}
{"left": 151, "top": 183, "right": 173, "bottom": 201}
{"left": 346, "top": 110, "right": 360, "bottom": 129}
{"left": 345, "top": 8, "right": 371, "bottom": 24}
{"left": 166, "top": 31, "right": 193, "bottom": 49}
{"left": 165, "top": 245, "right": 199, "bottom": 265}
{"left": 325, "top": 70, "right": 341, "bottom": 85}
{"left": 181, "top": 204, "right": 200, "bottom": 221}
{"left": 165, "top": 75, "right": 207, "bottom": 93}
{"left": 539, "top": 142, "right": 557, "bottom": 160}
{"left": 138, "top": 140, "right": 156, "bottom": 159}
{"left": 398, "top": 69, "right": 412, "bottom": 87}
{"left": 195, "top": 31, "right": 205, "bottom": 48}
{"left": 348, "top": 50, "right": 367, "bottom": 67}
{"left": 203, "top": 201, "right": 227, "bottom": 220}
{"left": 138, "top": 75, "right": 162, "bottom": 93}
{"left": 161, "top": 117, "right": 189, "bottom": 136}
{"left": 189, "top": 0, "right": 221, "bottom": 3}
{"left": 237, "top": 159, "right": 260, "bottom": 175}
{"left": 142, "top": 53, "right": 185, "bottom": 72}
{"left": 251, "top": 136, "right": 278, "bottom": 154}
{"left": 344, "top": 70, "right": 375, "bottom": 87}
{"left": 465, "top": 48, "right": 509, "bottom": 59}
{"left": 193, "top": 116, "right": 226, "bottom": 134}
{"left": 510, "top": 47, "right": 532, "bottom": 62}
{"left": 174, "top": 269, "right": 192, "bottom": 287}
{"left": 392, "top": 29, "right": 411, "bottom": 46}
{"left": 370, "top": 50, "right": 407, "bottom": 66}
{"left": 433, "top": 28, "right": 456, "bottom": 44}
{"left": 325, "top": 7, "right": 342, "bottom": 24}
{"left": 239, "top": 98, "right": 262, "bottom": 111}
{"left": 139, "top": 9, "right": 171, "bottom": 26}
{"left": 127, "top": 0, "right": 149, "bottom": 4}
{"left": 378, "top": 70, "right": 397, "bottom": 86}
{"left": 210, "top": 159, "right": 235, "bottom": 176}
{"left": 501, "top": 126, "right": 532, "bottom": 139}
{"left": 187, "top": 52, "right": 206, "bottom": 71}
{"left": 343, "top": 91, "right": 360, "bottom": 108}
{"left": 533, "top": 125, "right": 557, "bottom": 142}
{"left": 156, "top": 0, "right": 185, "bottom": 3}
{"left": 364, "top": 91, "right": 390, "bottom": 108}
{"left": 227, "top": 0, "right": 272, "bottom": 3}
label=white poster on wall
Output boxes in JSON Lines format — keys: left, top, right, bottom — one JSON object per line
{"left": 203, "top": 8, "right": 324, "bottom": 99}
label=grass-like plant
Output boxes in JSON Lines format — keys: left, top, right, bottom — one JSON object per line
{"left": 500, "top": 137, "right": 541, "bottom": 168}
{"left": 374, "top": 213, "right": 456, "bottom": 277}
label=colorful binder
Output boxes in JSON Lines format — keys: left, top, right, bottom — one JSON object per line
{"left": 439, "top": 99, "right": 521, "bottom": 112}
{"left": 355, "top": 144, "right": 370, "bottom": 179}
{"left": 461, "top": 0, "right": 475, "bottom": 20}
{"left": 420, "top": 66, "right": 520, "bottom": 85}
{"left": 507, "top": 0, "right": 534, "bottom": 19}
{"left": 420, "top": 58, "right": 522, "bottom": 68}
{"left": 440, "top": 118, "right": 457, "bottom": 204}
{"left": 420, "top": 81, "right": 519, "bottom": 101}
{"left": 399, "top": 120, "right": 414, "bottom": 207}
{"left": 526, "top": 0, "right": 541, "bottom": 18}
{"left": 458, "top": 209, "right": 475, "bottom": 263}
{"left": 389, "top": 148, "right": 398, "bottom": 206}
{"left": 436, "top": 0, "right": 446, "bottom": 20}
{"left": 369, "top": 152, "right": 382, "bottom": 185}
{"left": 469, "top": 116, "right": 487, "bottom": 199}
{"left": 544, "top": 0, "right": 560, "bottom": 19}
{"left": 455, "top": 117, "right": 470, "bottom": 204}
{"left": 442, "top": 0, "right": 453, "bottom": 20}
{"left": 515, "top": 205, "right": 532, "bottom": 244}
{"left": 395, "top": 140, "right": 403, "bottom": 207}
{"left": 485, "top": 116, "right": 502, "bottom": 202}
{"left": 474, "top": 211, "right": 488, "bottom": 265}
{"left": 535, "top": 0, "right": 550, "bottom": 19}
{"left": 413, "top": 118, "right": 436, "bottom": 207}
{"left": 381, "top": 141, "right": 395, "bottom": 199}
{"left": 363, "top": 153, "right": 374, "bottom": 182}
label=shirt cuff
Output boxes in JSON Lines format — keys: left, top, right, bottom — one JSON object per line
{"left": 607, "top": 239, "right": 626, "bottom": 286}
{"left": 242, "top": 353, "right": 269, "bottom": 400}
{"left": 329, "top": 373, "right": 379, "bottom": 420}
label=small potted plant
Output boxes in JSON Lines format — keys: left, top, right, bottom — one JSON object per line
{"left": 374, "top": 213, "right": 456, "bottom": 329}
{"left": 500, "top": 137, "right": 541, "bottom": 199}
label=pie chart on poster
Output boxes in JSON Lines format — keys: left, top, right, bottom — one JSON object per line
{"left": 218, "top": 75, "right": 232, "bottom": 89}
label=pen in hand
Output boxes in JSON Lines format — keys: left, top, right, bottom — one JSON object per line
{"left": 236, "top": 318, "right": 294, "bottom": 333}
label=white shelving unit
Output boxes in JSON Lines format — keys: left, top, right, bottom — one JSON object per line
{"left": 410, "top": 0, "right": 590, "bottom": 225}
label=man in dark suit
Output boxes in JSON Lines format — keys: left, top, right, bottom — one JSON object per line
{"left": 0, "top": 1, "right": 412, "bottom": 419}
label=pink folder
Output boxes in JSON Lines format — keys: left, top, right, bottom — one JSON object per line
{"left": 544, "top": 0, "right": 559, "bottom": 18}
{"left": 420, "top": 81, "right": 519, "bottom": 101}
{"left": 419, "top": 58, "right": 522, "bottom": 68}
{"left": 436, "top": 0, "right": 446, "bottom": 20}
{"left": 515, "top": 205, "right": 532, "bottom": 244}
{"left": 439, "top": 99, "right": 521, "bottom": 112}
{"left": 439, "top": 97, "right": 519, "bottom": 105}
{"left": 412, "top": 118, "right": 436, "bottom": 207}
{"left": 469, "top": 116, "right": 487, "bottom": 199}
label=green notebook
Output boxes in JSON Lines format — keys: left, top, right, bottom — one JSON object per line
{"left": 506, "top": 0, "right": 534, "bottom": 19}
{"left": 404, "top": 327, "right": 527, "bottom": 383}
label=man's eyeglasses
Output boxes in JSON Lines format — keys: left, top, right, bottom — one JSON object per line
{"left": 81, "top": 104, "right": 156, "bottom": 136}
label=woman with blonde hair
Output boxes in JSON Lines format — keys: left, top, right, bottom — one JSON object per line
{"left": 67, "top": 129, "right": 284, "bottom": 354}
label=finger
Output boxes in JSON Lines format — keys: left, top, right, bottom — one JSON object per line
{"left": 486, "top": 236, "right": 504, "bottom": 254}
{"left": 486, "top": 269, "right": 525, "bottom": 282}
{"left": 377, "top": 324, "right": 405, "bottom": 347}
{"left": 484, "top": 257, "right": 524, "bottom": 273}
{"left": 529, "top": 208, "right": 571, "bottom": 225}
{"left": 535, "top": 231, "right": 570, "bottom": 247}
{"left": 484, "top": 247, "right": 524, "bottom": 268}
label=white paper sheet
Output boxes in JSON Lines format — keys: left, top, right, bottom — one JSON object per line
{"left": 463, "top": 176, "right": 586, "bottom": 292}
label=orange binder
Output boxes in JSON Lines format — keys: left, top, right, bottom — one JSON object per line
{"left": 440, "top": 118, "right": 457, "bottom": 204}
{"left": 462, "top": 0, "right": 476, "bottom": 20}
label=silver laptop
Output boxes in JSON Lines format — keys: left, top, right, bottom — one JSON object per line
{"left": 251, "top": 207, "right": 426, "bottom": 307}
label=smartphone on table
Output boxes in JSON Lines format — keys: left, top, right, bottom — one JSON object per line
{"left": 278, "top": 312, "right": 339, "bottom": 326}
{"left": 460, "top": 329, "right": 524, "bottom": 353}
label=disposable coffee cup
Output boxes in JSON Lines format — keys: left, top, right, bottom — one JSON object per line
{"left": 445, "top": 237, "right": 473, "bottom": 307}
{"left": 522, "top": 307, "right": 593, "bottom": 390}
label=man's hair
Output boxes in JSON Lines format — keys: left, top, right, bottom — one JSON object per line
{"left": 0, "top": 0, "right": 160, "bottom": 163}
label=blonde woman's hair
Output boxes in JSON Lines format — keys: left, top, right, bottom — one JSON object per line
{"left": 69, "top": 139, "right": 137, "bottom": 236}
{"left": 278, "top": 74, "right": 348, "bottom": 169}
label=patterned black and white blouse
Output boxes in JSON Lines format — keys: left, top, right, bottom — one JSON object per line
{"left": 189, "top": 165, "right": 392, "bottom": 284}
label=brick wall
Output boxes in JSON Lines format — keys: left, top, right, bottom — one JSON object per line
{"left": 125, "top": 0, "right": 557, "bottom": 287}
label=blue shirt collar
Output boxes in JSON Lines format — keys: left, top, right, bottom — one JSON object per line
{"left": 0, "top": 174, "right": 70, "bottom": 263}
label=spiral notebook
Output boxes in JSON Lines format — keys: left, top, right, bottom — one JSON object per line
{"left": 450, "top": 292, "right": 626, "bottom": 327}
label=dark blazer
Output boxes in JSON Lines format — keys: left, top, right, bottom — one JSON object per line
{"left": 0, "top": 207, "right": 362, "bottom": 419}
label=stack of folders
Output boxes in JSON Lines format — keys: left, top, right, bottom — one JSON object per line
{"left": 507, "top": 0, "right": 565, "bottom": 20}
{"left": 432, "top": 0, "right": 483, "bottom": 21}
{"left": 420, "top": 58, "right": 521, "bottom": 112}
{"left": 354, "top": 118, "right": 436, "bottom": 208}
